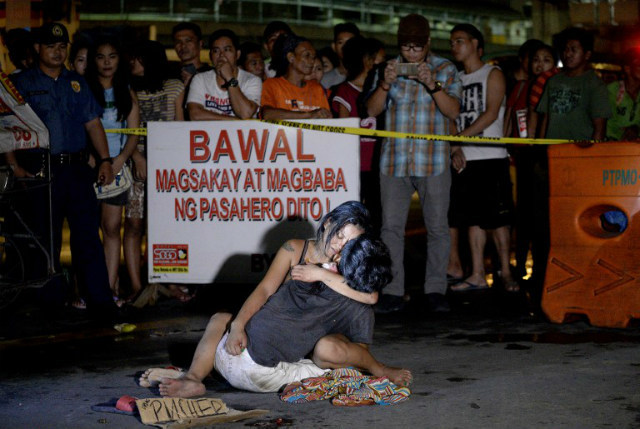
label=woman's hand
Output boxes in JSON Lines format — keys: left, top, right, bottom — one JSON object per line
{"left": 225, "top": 322, "right": 248, "bottom": 356}
{"left": 112, "top": 154, "right": 126, "bottom": 175}
{"left": 290, "top": 264, "right": 325, "bottom": 282}
{"left": 132, "top": 153, "right": 147, "bottom": 181}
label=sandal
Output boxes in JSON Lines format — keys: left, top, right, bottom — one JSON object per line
{"left": 70, "top": 298, "right": 87, "bottom": 310}
{"left": 503, "top": 278, "right": 520, "bottom": 293}
{"left": 450, "top": 280, "right": 489, "bottom": 292}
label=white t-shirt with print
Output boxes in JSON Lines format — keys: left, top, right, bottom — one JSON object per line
{"left": 187, "top": 68, "right": 262, "bottom": 117}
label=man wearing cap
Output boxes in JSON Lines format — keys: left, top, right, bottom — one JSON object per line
{"left": 187, "top": 29, "right": 262, "bottom": 120}
{"left": 366, "top": 13, "right": 461, "bottom": 313}
{"left": 8, "top": 22, "right": 118, "bottom": 319}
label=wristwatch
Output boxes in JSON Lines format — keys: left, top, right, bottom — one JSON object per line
{"left": 222, "top": 77, "right": 239, "bottom": 89}
{"left": 99, "top": 157, "right": 113, "bottom": 165}
{"left": 428, "top": 80, "right": 442, "bottom": 95}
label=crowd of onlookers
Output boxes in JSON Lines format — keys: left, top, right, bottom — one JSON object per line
{"left": 2, "top": 14, "right": 639, "bottom": 319}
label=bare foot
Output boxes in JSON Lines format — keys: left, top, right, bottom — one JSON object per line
{"left": 139, "top": 368, "right": 184, "bottom": 388}
{"left": 159, "top": 376, "right": 206, "bottom": 398}
{"left": 168, "top": 285, "right": 193, "bottom": 303}
{"left": 380, "top": 365, "right": 413, "bottom": 387}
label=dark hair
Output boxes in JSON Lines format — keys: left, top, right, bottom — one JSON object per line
{"left": 529, "top": 43, "right": 558, "bottom": 76}
{"left": 85, "top": 37, "right": 132, "bottom": 122}
{"left": 342, "top": 37, "right": 384, "bottom": 82}
{"left": 342, "top": 36, "right": 368, "bottom": 81}
{"left": 339, "top": 234, "right": 392, "bottom": 293}
{"left": 316, "top": 47, "right": 339, "bottom": 69}
{"left": 271, "top": 33, "right": 310, "bottom": 77}
{"left": 238, "top": 41, "right": 263, "bottom": 68}
{"left": 451, "top": 23, "right": 484, "bottom": 52}
{"left": 129, "top": 40, "right": 169, "bottom": 93}
{"left": 263, "top": 21, "right": 292, "bottom": 42}
{"left": 333, "top": 22, "right": 360, "bottom": 42}
{"left": 172, "top": 22, "right": 202, "bottom": 41}
{"left": 6, "top": 28, "right": 36, "bottom": 70}
{"left": 69, "top": 39, "right": 90, "bottom": 65}
{"left": 556, "top": 27, "right": 594, "bottom": 54}
{"left": 518, "top": 39, "right": 544, "bottom": 61}
{"left": 316, "top": 201, "right": 371, "bottom": 254}
{"left": 208, "top": 29, "right": 240, "bottom": 51}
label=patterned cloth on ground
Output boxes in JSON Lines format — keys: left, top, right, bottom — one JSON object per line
{"left": 279, "top": 367, "right": 410, "bottom": 406}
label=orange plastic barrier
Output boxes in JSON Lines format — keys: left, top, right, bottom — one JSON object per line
{"left": 541, "top": 142, "right": 640, "bottom": 328}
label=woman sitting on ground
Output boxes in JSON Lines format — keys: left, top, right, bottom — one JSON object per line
{"left": 140, "top": 201, "right": 412, "bottom": 397}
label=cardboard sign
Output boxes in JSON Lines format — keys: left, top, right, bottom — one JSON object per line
{"left": 147, "top": 118, "right": 360, "bottom": 284}
{"left": 136, "top": 397, "right": 228, "bottom": 424}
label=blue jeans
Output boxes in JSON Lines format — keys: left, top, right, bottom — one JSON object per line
{"left": 379, "top": 170, "right": 451, "bottom": 296}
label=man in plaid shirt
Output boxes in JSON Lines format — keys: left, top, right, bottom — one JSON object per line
{"left": 366, "top": 13, "right": 461, "bottom": 313}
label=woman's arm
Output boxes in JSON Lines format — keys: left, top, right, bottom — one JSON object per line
{"left": 112, "top": 89, "right": 140, "bottom": 173}
{"left": 174, "top": 90, "right": 185, "bottom": 121}
{"left": 225, "top": 239, "right": 302, "bottom": 355}
{"left": 290, "top": 264, "right": 378, "bottom": 305}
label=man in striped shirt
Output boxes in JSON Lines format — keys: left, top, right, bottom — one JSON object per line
{"left": 366, "top": 13, "right": 461, "bottom": 313}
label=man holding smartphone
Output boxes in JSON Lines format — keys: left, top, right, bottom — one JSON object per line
{"left": 173, "top": 22, "right": 211, "bottom": 86}
{"left": 366, "top": 14, "right": 461, "bottom": 314}
{"left": 172, "top": 22, "right": 212, "bottom": 120}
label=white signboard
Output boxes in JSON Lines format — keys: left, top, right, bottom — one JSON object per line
{"left": 147, "top": 118, "right": 360, "bottom": 284}
{"left": 0, "top": 72, "right": 49, "bottom": 153}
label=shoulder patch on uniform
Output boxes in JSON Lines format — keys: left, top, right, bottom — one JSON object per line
{"left": 71, "top": 80, "right": 81, "bottom": 93}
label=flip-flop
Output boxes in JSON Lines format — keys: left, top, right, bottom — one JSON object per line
{"left": 447, "top": 274, "right": 464, "bottom": 285}
{"left": 503, "top": 278, "right": 520, "bottom": 293}
{"left": 91, "top": 395, "right": 138, "bottom": 415}
{"left": 450, "top": 280, "right": 489, "bottom": 292}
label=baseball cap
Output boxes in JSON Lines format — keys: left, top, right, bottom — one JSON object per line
{"left": 397, "top": 14, "right": 430, "bottom": 47}
{"left": 37, "top": 22, "right": 69, "bottom": 45}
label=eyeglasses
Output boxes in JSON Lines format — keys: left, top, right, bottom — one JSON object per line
{"left": 400, "top": 44, "right": 425, "bottom": 53}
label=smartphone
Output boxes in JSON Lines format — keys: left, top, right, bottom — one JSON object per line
{"left": 182, "top": 64, "right": 197, "bottom": 75}
{"left": 395, "top": 62, "right": 420, "bottom": 76}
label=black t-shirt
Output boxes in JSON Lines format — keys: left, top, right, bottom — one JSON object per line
{"left": 245, "top": 279, "right": 374, "bottom": 367}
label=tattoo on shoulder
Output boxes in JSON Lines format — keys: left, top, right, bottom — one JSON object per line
{"left": 282, "top": 241, "right": 294, "bottom": 252}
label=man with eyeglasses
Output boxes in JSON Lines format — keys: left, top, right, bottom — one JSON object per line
{"left": 366, "top": 13, "right": 461, "bottom": 314}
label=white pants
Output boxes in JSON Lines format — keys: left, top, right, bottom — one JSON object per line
{"left": 214, "top": 333, "right": 327, "bottom": 393}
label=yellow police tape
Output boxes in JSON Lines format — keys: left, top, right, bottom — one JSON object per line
{"left": 106, "top": 119, "right": 579, "bottom": 145}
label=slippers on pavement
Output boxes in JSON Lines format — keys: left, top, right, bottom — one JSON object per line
{"left": 447, "top": 274, "right": 464, "bottom": 286}
{"left": 503, "top": 278, "right": 520, "bottom": 292}
{"left": 91, "top": 395, "right": 138, "bottom": 415}
{"left": 450, "top": 280, "right": 489, "bottom": 292}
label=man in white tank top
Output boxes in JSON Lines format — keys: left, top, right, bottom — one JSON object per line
{"left": 447, "top": 24, "right": 519, "bottom": 293}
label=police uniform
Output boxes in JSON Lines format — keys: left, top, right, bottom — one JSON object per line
{"left": 11, "top": 24, "right": 114, "bottom": 313}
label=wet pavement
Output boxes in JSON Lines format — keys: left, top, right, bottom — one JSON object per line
{"left": 1, "top": 285, "right": 639, "bottom": 429}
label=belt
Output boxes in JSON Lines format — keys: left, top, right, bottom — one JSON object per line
{"left": 50, "top": 152, "right": 86, "bottom": 165}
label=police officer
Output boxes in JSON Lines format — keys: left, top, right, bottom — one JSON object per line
{"left": 8, "top": 22, "right": 117, "bottom": 319}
